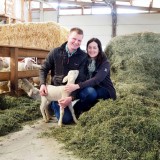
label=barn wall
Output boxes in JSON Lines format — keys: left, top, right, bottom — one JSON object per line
{"left": 32, "top": 11, "right": 160, "bottom": 49}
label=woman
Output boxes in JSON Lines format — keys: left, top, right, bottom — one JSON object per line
{"left": 65, "top": 38, "right": 116, "bottom": 111}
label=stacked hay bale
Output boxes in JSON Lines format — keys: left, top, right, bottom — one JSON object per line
{"left": 0, "top": 22, "right": 69, "bottom": 50}
{"left": 46, "top": 32, "right": 160, "bottom": 160}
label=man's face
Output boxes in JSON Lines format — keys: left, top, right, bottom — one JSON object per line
{"left": 67, "top": 31, "right": 83, "bottom": 52}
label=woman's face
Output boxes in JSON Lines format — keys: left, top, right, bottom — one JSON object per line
{"left": 87, "top": 41, "right": 99, "bottom": 59}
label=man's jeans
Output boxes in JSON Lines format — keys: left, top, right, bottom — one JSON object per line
{"left": 51, "top": 86, "right": 110, "bottom": 124}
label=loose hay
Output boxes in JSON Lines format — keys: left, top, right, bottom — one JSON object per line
{"left": 0, "top": 95, "right": 41, "bottom": 136}
{"left": 41, "top": 32, "right": 160, "bottom": 160}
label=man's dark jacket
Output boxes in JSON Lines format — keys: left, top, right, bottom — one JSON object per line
{"left": 39, "top": 41, "right": 87, "bottom": 90}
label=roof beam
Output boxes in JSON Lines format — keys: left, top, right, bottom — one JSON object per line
{"left": 31, "top": 0, "right": 160, "bottom": 12}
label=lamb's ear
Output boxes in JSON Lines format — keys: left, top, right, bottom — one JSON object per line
{"left": 18, "top": 79, "right": 22, "bottom": 88}
{"left": 28, "top": 89, "right": 33, "bottom": 97}
{"left": 62, "top": 75, "right": 68, "bottom": 83}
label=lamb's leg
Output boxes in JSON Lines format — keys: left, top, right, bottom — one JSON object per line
{"left": 58, "top": 106, "right": 64, "bottom": 127}
{"left": 8, "top": 81, "right": 11, "bottom": 92}
{"left": 45, "top": 101, "right": 52, "bottom": 122}
{"left": 68, "top": 102, "right": 78, "bottom": 124}
{"left": 40, "top": 97, "right": 49, "bottom": 123}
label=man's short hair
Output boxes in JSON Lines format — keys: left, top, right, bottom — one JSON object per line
{"left": 70, "top": 27, "right": 83, "bottom": 35}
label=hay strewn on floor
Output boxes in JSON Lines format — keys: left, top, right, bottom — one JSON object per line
{"left": 0, "top": 95, "right": 41, "bottom": 136}
{"left": 42, "top": 32, "right": 160, "bottom": 160}
{"left": 0, "top": 22, "right": 69, "bottom": 50}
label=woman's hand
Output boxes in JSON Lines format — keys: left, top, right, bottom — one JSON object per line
{"left": 64, "top": 84, "right": 80, "bottom": 93}
{"left": 58, "top": 96, "right": 72, "bottom": 109}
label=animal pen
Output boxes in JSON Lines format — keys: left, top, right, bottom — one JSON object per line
{"left": 0, "top": 45, "right": 49, "bottom": 95}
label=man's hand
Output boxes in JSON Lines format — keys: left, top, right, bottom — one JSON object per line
{"left": 58, "top": 96, "right": 72, "bottom": 109}
{"left": 39, "top": 84, "right": 48, "bottom": 96}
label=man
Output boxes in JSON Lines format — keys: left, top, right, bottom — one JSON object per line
{"left": 39, "top": 27, "right": 88, "bottom": 123}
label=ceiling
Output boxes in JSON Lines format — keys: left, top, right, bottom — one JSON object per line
{"left": 32, "top": 0, "right": 160, "bottom": 13}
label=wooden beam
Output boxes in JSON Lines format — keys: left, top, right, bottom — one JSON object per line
{"left": 116, "top": 4, "right": 160, "bottom": 12}
{"left": 0, "top": 72, "right": 10, "bottom": 81}
{"left": 18, "top": 70, "right": 39, "bottom": 78}
{"left": 0, "top": 70, "right": 40, "bottom": 81}
{"left": 18, "top": 48, "right": 49, "bottom": 58}
{"left": 0, "top": 47, "right": 10, "bottom": 57}
{"left": 0, "top": 45, "right": 49, "bottom": 58}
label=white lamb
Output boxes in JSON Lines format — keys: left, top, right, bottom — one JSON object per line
{"left": 18, "top": 78, "right": 41, "bottom": 100}
{"left": 0, "top": 57, "right": 10, "bottom": 70}
{"left": 0, "top": 58, "right": 10, "bottom": 93}
{"left": 0, "top": 81, "right": 10, "bottom": 94}
{"left": 21, "top": 57, "right": 36, "bottom": 70}
{"left": 40, "top": 70, "right": 79, "bottom": 127}
{"left": 18, "top": 58, "right": 41, "bottom": 71}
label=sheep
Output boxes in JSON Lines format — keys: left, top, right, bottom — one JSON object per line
{"left": 40, "top": 70, "right": 79, "bottom": 127}
{"left": 0, "top": 81, "right": 10, "bottom": 94}
{"left": 21, "top": 57, "right": 36, "bottom": 70}
{"left": 0, "top": 57, "right": 41, "bottom": 71}
{"left": 0, "top": 60, "right": 10, "bottom": 93}
{"left": 18, "top": 78, "right": 41, "bottom": 100}
{"left": 18, "top": 58, "right": 41, "bottom": 71}
{"left": 0, "top": 57, "right": 9, "bottom": 70}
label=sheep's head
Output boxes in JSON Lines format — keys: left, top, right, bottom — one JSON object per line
{"left": 63, "top": 70, "right": 79, "bottom": 84}
{"left": 18, "top": 79, "right": 23, "bottom": 89}
{"left": 18, "top": 78, "right": 32, "bottom": 91}
{"left": 0, "top": 57, "right": 9, "bottom": 70}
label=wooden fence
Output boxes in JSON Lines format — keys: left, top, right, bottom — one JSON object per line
{"left": 0, "top": 45, "right": 49, "bottom": 95}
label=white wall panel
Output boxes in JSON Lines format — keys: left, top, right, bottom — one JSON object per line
{"left": 59, "top": 15, "right": 111, "bottom": 26}
{"left": 118, "top": 14, "right": 160, "bottom": 24}
{"left": 117, "top": 14, "right": 160, "bottom": 35}
{"left": 32, "top": 11, "right": 40, "bottom": 22}
{"left": 43, "top": 11, "right": 58, "bottom": 22}
{"left": 117, "top": 24, "right": 160, "bottom": 35}
{"left": 59, "top": 15, "right": 112, "bottom": 49}
{"left": 32, "top": 12, "right": 160, "bottom": 49}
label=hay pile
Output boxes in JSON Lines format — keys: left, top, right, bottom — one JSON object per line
{"left": 43, "top": 32, "right": 160, "bottom": 160}
{"left": 0, "top": 22, "right": 69, "bottom": 50}
{"left": 105, "top": 32, "right": 160, "bottom": 100}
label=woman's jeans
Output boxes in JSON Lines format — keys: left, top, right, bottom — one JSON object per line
{"left": 50, "top": 86, "right": 110, "bottom": 124}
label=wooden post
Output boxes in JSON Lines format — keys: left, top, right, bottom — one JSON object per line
{"left": 4, "top": 0, "right": 7, "bottom": 14}
{"left": 21, "top": 0, "right": 24, "bottom": 22}
{"left": 28, "top": 0, "right": 32, "bottom": 22}
{"left": 111, "top": 1, "right": 117, "bottom": 37}
{"left": 104, "top": 0, "right": 117, "bottom": 38}
{"left": 40, "top": 2, "right": 44, "bottom": 21}
{"left": 10, "top": 47, "right": 18, "bottom": 94}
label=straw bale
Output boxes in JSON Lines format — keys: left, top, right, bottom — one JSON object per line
{"left": 9, "top": 23, "right": 25, "bottom": 47}
{"left": 60, "top": 26, "right": 69, "bottom": 43}
{"left": 0, "top": 22, "right": 69, "bottom": 50}
{"left": 0, "top": 25, "right": 10, "bottom": 45}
